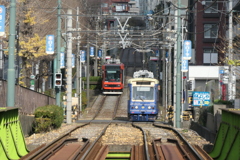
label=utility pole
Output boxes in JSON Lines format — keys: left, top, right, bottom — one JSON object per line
{"left": 7, "top": 0, "right": 16, "bottom": 107}
{"left": 94, "top": 19, "right": 98, "bottom": 76}
{"left": 66, "top": 9, "right": 72, "bottom": 124}
{"left": 228, "top": 0, "right": 235, "bottom": 101}
{"left": 174, "top": 0, "right": 181, "bottom": 128}
{"left": 56, "top": 0, "right": 61, "bottom": 106}
{"left": 76, "top": 7, "right": 81, "bottom": 117}
{"left": 87, "top": 38, "right": 90, "bottom": 108}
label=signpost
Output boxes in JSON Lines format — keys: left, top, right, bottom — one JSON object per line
{"left": 192, "top": 91, "right": 210, "bottom": 107}
{"left": 46, "top": 35, "right": 54, "bottom": 54}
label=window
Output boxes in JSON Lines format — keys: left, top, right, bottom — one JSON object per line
{"left": 204, "top": 24, "right": 218, "bottom": 38}
{"left": 203, "top": 49, "right": 218, "bottom": 64}
{"left": 132, "top": 86, "right": 154, "bottom": 100}
{"left": 204, "top": 0, "right": 218, "bottom": 13}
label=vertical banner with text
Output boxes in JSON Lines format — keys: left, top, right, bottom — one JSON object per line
{"left": 0, "top": 5, "right": 6, "bottom": 36}
{"left": 46, "top": 35, "right": 54, "bottom": 54}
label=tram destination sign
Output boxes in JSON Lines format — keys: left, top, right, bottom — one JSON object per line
{"left": 192, "top": 91, "right": 210, "bottom": 107}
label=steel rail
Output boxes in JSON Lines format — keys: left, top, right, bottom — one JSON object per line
{"left": 20, "top": 123, "right": 89, "bottom": 160}
{"left": 153, "top": 123, "right": 204, "bottom": 160}
{"left": 132, "top": 122, "right": 150, "bottom": 160}
{"left": 79, "top": 123, "right": 111, "bottom": 160}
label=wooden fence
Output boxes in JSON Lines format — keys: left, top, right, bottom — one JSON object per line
{"left": 0, "top": 80, "right": 55, "bottom": 115}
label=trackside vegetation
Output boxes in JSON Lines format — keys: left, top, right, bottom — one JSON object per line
{"left": 33, "top": 105, "right": 64, "bottom": 133}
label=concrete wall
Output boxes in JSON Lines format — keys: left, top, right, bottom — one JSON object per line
{"left": 19, "top": 115, "right": 34, "bottom": 137}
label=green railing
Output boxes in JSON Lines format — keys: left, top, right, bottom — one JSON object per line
{"left": 0, "top": 107, "right": 29, "bottom": 160}
{"left": 209, "top": 109, "right": 240, "bottom": 160}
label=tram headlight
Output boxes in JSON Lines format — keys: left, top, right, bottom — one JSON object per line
{"left": 135, "top": 106, "right": 138, "bottom": 109}
{"left": 148, "top": 106, "right": 151, "bottom": 109}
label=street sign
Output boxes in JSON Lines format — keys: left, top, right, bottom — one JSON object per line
{"left": 181, "top": 58, "right": 188, "bottom": 72}
{"left": 90, "top": 47, "right": 94, "bottom": 57}
{"left": 80, "top": 50, "right": 86, "bottom": 62}
{"left": 98, "top": 49, "right": 102, "bottom": 58}
{"left": 46, "top": 35, "right": 54, "bottom": 54}
{"left": 72, "top": 54, "right": 75, "bottom": 68}
{"left": 0, "top": 5, "right": 6, "bottom": 36}
{"left": 192, "top": 91, "right": 210, "bottom": 107}
{"left": 183, "top": 40, "right": 192, "bottom": 60}
{"left": 60, "top": 52, "right": 65, "bottom": 68}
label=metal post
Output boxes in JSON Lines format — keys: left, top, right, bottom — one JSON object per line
{"left": 56, "top": 0, "right": 61, "bottom": 106}
{"left": 228, "top": 0, "right": 234, "bottom": 101}
{"left": 174, "top": 0, "right": 181, "bottom": 128}
{"left": 87, "top": 40, "right": 90, "bottom": 108}
{"left": 76, "top": 7, "right": 80, "bottom": 117}
{"left": 7, "top": 0, "right": 16, "bottom": 107}
{"left": 79, "top": 51, "right": 82, "bottom": 117}
{"left": 94, "top": 20, "right": 98, "bottom": 76}
{"left": 66, "top": 9, "right": 72, "bottom": 124}
{"left": 181, "top": 18, "right": 184, "bottom": 122}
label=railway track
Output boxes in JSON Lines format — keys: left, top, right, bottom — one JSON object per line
{"left": 22, "top": 48, "right": 212, "bottom": 159}
{"left": 133, "top": 122, "right": 213, "bottom": 160}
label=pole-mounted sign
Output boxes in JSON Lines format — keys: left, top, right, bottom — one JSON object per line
{"left": 60, "top": 52, "right": 65, "bottom": 68}
{"left": 80, "top": 50, "right": 86, "bottom": 63}
{"left": 0, "top": 5, "right": 6, "bottom": 36}
{"left": 90, "top": 47, "right": 94, "bottom": 57}
{"left": 46, "top": 35, "right": 54, "bottom": 54}
{"left": 183, "top": 40, "right": 192, "bottom": 60}
{"left": 98, "top": 49, "right": 102, "bottom": 58}
{"left": 181, "top": 58, "right": 188, "bottom": 72}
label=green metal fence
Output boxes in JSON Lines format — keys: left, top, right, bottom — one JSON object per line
{"left": 209, "top": 108, "right": 240, "bottom": 160}
{"left": 0, "top": 107, "right": 28, "bottom": 160}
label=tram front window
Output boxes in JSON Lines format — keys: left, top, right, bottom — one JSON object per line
{"left": 105, "top": 66, "right": 120, "bottom": 82}
{"left": 133, "top": 86, "right": 154, "bottom": 100}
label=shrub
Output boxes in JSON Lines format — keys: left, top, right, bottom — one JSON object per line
{"left": 33, "top": 105, "right": 64, "bottom": 133}
{"left": 213, "top": 99, "right": 233, "bottom": 105}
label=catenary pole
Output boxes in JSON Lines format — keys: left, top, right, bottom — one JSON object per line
{"left": 228, "top": 0, "right": 234, "bottom": 101}
{"left": 66, "top": 9, "right": 72, "bottom": 124}
{"left": 56, "top": 0, "right": 61, "bottom": 106}
{"left": 174, "top": 0, "right": 181, "bottom": 128}
{"left": 76, "top": 7, "right": 81, "bottom": 117}
{"left": 7, "top": 0, "right": 16, "bottom": 107}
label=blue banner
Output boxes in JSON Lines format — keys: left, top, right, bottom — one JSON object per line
{"left": 72, "top": 54, "right": 75, "bottom": 68}
{"left": 46, "top": 35, "right": 54, "bottom": 54}
{"left": 183, "top": 40, "right": 192, "bottom": 60}
{"left": 80, "top": 50, "right": 86, "bottom": 62}
{"left": 98, "top": 49, "right": 102, "bottom": 58}
{"left": 181, "top": 58, "right": 188, "bottom": 72}
{"left": 155, "top": 50, "right": 159, "bottom": 57}
{"left": 0, "top": 6, "right": 6, "bottom": 35}
{"left": 90, "top": 47, "right": 94, "bottom": 57}
{"left": 60, "top": 52, "right": 65, "bottom": 68}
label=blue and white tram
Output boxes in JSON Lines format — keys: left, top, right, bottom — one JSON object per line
{"left": 128, "top": 70, "right": 159, "bottom": 121}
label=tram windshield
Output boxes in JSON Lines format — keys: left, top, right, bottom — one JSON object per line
{"left": 132, "top": 86, "right": 154, "bottom": 100}
{"left": 105, "top": 66, "right": 120, "bottom": 82}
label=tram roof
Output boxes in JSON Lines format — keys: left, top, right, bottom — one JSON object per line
{"left": 128, "top": 78, "right": 159, "bottom": 84}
